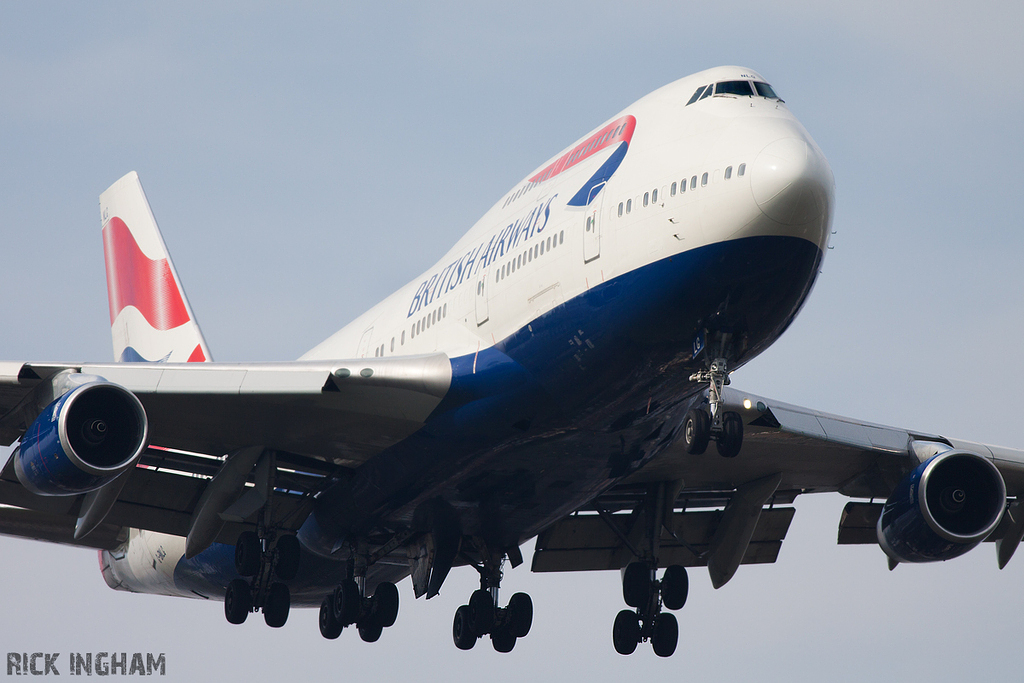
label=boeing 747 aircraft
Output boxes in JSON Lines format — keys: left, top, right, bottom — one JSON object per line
{"left": 2, "top": 65, "right": 1021, "bottom": 657}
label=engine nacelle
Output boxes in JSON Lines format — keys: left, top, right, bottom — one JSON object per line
{"left": 878, "top": 449, "right": 1006, "bottom": 563}
{"left": 15, "top": 381, "right": 148, "bottom": 496}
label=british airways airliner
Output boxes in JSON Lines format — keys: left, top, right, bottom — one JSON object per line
{"left": 1, "top": 65, "right": 1020, "bottom": 657}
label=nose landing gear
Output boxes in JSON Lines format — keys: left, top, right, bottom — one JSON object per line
{"left": 687, "top": 357, "right": 743, "bottom": 458}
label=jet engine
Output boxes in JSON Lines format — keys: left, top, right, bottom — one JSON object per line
{"left": 15, "top": 381, "right": 148, "bottom": 496}
{"left": 877, "top": 449, "right": 1006, "bottom": 563}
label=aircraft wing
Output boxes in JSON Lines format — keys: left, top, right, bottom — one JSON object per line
{"left": 533, "top": 385, "right": 1024, "bottom": 584}
{"left": 0, "top": 354, "right": 451, "bottom": 465}
{"left": 0, "top": 355, "right": 451, "bottom": 548}
{"left": 626, "top": 385, "right": 1024, "bottom": 497}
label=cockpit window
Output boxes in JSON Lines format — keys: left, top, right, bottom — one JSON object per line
{"left": 714, "top": 81, "right": 754, "bottom": 97}
{"left": 698, "top": 85, "right": 713, "bottom": 101}
{"left": 754, "top": 81, "right": 781, "bottom": 99}
{"left": 687, "top": 86, "right": 707, "bottom": 106}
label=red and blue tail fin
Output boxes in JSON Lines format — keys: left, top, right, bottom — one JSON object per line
{"left": 99, "top": 172, "right": 212, "bottom": 363}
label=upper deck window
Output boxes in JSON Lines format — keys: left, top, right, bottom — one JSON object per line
{"left": 753, "top": 82, "right": 781, "bottom": 100}
{"left": 715, "top": 81, "right": 755, "bottom": 97}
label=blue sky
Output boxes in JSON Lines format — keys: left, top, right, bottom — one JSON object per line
{"left": 1, "top": 2, "right": 1022, "bottom": 680}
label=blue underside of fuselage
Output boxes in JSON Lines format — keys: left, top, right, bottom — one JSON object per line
{"left": 173, "top": 234, "right": 823, "bottom": 602}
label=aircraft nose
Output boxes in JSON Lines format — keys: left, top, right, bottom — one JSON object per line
{"left": 750, "top": 137, "right": 833, "bottom": 226}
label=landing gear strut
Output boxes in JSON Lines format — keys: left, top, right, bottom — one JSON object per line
{"left": 612, "top": 561, "right": 688, "bottom": 657}
{"left": 451, "top": 547, "right": 533, "bottom": 653}
{"left": 687, "top": 357, "right": 743, "bottom": 457}
{"left": 321, "top": 577, "right": 399, "bottom": 642}
{"left": 223, "top": 530, "right": 300, "bottom": 627}
{"left": 222, "top": 452, "right": 301, "bottom": 628}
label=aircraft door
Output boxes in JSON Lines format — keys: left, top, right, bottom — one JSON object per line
{"left": 357, "top": 326, "right": 374, "bottom": 357}
{"left": 475, "top": 270, "right": 490, "bottom": 326}
{"left": 583, "top": 182, "right": 604, "bottom": 263}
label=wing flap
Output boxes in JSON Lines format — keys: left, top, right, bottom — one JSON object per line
{"left": 531, "top": 507, "right": 795, "bottom": 572}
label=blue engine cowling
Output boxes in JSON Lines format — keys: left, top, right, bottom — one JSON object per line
{"left": 15, "top": 381, "right": 148, "bottom": 496}
{"left": 877, "top": 449, "right": 1006, "bottom": 563}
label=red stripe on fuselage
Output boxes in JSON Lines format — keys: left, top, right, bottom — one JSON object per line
{"left": 102, "top": 216, "right": 190, "bottom": 330}
{"left": 529, "top": 115, "right": 636, "bottom": 184}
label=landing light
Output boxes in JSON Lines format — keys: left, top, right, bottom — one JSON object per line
{"left": 743, "top": 398, "right": 752, "bottom": 410}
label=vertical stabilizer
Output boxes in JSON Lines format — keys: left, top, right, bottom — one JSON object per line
{"left": 99, "top": 172, "right": 212, "bottom": 363}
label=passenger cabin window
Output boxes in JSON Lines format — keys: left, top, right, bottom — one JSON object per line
{"left": 626, "top": 199, "right": 632, "bottom": 213}
{"left": 680, "top": 179, "right": 686, "bottom": 193}
{"left": 671, "top": 182, "right": 677, "bottom": 196}
{"left": 725, "top": 166, "right": 732, "bottom": 180}
{"left": 618, "top": 202, "right": 623, "bottom": 217}
{"left": 714, "top": 81, "right": 755, "bottom": 97}
{"left": 738, "top": 163, "right": 746, "bottom": 177}
{"left": 643, "top": 192, "right": 649, "bottom": 207}
{"left": 701, "top": 172, "right": 708, "bottom": 186}
{"left": 652, "top": 188, "right": 658, "bottom": 203}
{"left": 690, "top": 176, "right": 697, "bottom": 190}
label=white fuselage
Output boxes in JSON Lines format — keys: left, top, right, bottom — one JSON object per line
{"left": 302, "top": 65, "right": 833, "bottom": 364}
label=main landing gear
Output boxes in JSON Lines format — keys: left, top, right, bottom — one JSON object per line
{"left": 685, "top": 357, "right": 743, "bottom": 458}
{"left": 318, "top": 578, "right": 400, "bottom": 642}
{"left": 451, "top": 549, "right": 533, "bottom": 653}
{"left": 612, "top": 562, "right": 688, "bottom": 657}
{"left": 224, "top": 531, "right": 301, "bottom": 628}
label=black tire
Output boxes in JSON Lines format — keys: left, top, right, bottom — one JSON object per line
{"left": 716, "top": 411, "right": 743, "bottom": 458}
{"left": 683, "top": 408, "right": 710, "bottom": 455}
{"left": 358, "top": 621, "right": 383, "bottom": 643}
{"left": 651, "top": 612, "right": 678, "bottom": 657}
{"left": 234, "top": 531, "right": 261, "bottom": 577}
{"left": 507, "top": 592, "right": 533, "bottom": 638}
{"left": 491, "top": 625, "right": 516, "bottom": 653}
{"left": 319, "top": 594, "right": 343, "bottom": 639}
{"left": 453, "top": 605, "right": 476, "bottom": 650}
{"left": 622, "top": 562, "right": 651, "bottom": 608}
{"left": 612, "top": 609, "right": 640, "bottom": 655}
{"left": 224, "top": 579, "right": 251, "bottom": 625}
{"left": 333, "top": 579, "right": 361, "bottom": 626}
{"left": 264, "top": 582, "right": 290, "bottom": 628}
{"left": 468, "top": 588, "right": 495, "bottom": 636}
{"left": 371, "top": 581, "right": 400, "bottom": 628}
{"left": 274, "top": 535, "right": 300, "bottom": 581}
{"left": 661, "top": 565, "right": 689, "bottom": 611}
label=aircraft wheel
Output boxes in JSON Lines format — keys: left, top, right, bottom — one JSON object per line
{"left": 234, "top": 531, "right": 261, "bottom": 577}
{"left": 275, "top": 535, "right": 300, "bottom": 581}
{"left": 682, "top": 408, "right": 710, "bottom": 455}
{"left": 319, "top": 594, "right": 343, "bottom": 639}
{"left": 661, "top": 565, "right": 689, "bottom": 611}
{"left": 264, "top": 582, "right": 290, "bottom": 628}
{"left": 333, "top": 579, "right": 361, "bottom": 626}
{"left": 371, "top": 581, "right": 400, "bottom": 628}
{"left": 468, "top": 588, "right": 495, "bottom": 636}
{"left": 358, "top": 620, "right": 383, "bottom": 643}
{"left": 224, "top": 579, "right": 251, "bottom": 625}
{"left": 716, "top": 411, "right": 743, "bottom": 458}
{"left": 453, "top": 605, "right": 477, "bottom": 650}
{"left": 491, "top": 625, "right": 517, "bottom": 653}
{"left": 612, "top": 610, "right": 640, "bottom": 655}
{"left": 622, "top": 562, "right": 651, "bottom": 608}
{"left": 507, "top": 592, "right": 533, "bottom": 638}
{"left": 651, "top": 612, "right": 678, "bottom": 657}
